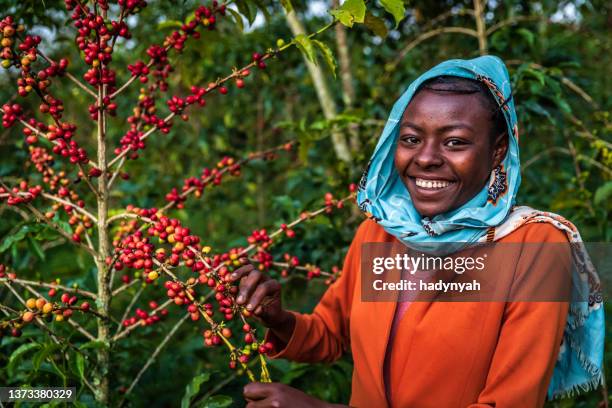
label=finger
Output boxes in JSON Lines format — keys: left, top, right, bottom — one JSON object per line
{"left": 243, "top": 382, "right": 275, "bottom": 400}
{"left": 247, "top": 280, "right": 281, "bottom": 313}
{"left": 227, "top": 263, "right": 255, "bottom": 283}
{"left": 236, "top": 269, "right": 264, "bottom": 305}
{"left": 246, "top": 401, "right": 276, "bottom": 408}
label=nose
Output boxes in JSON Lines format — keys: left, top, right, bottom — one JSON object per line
{"left": 414, "top": 140, "right": 443, "bottom": 168}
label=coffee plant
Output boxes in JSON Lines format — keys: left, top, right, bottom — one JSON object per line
{"left": 0, "top": 0, "right": 403, "bottom": 405}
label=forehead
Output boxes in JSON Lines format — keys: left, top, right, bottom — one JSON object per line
{"left": 401, "top": 90, "right": 491, "bottom": 124}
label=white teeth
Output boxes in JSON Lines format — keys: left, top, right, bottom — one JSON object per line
{"left": 415, "top": 178, "right": 451, "bottom": 189}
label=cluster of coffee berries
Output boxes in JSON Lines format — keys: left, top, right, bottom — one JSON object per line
{"left": 127, "top": 60, "right": 150, "bottom": 83}
{"left": 324, "top": 192, "right": 344, "bottom": 212}
{"left": 70, "top": 4, "right": 120, "bottom": 86}
{"left": 122, "top": 301, "right": 168, "bottom": 328}
{"left": 164, "top": 280, "right": 196, "bottom": 308}
{"left": 166, "top": 95, "right": 186, "bottom": 114}
{"left": 0, "top": 264, "right": 16, "bottom": 280}
{"left": 116, "top": 0, "right": 148, "bottom": 14}
{"left": 251, "top": 52, "right": 267, "bottom": 70}
{"left": 21, "top": 118, "right": 45, "bottom": 144}
{"left": 0, "top": 17, "right": 22, "bottom": 67}
{"left": 88, "top": 95, "right": 117, "bottom": 120}
{"left": 164, "top": 157, "right": 242, "bottom": 208}
{"left": 125, "top": 3, "right": 224, "bottom": 90}
{"left": 45, "top": 122, "right": 88, "bottom": 164}
{"left": 110, "top": 206, "right": 159, "bottom": 246}
{"left": 83, "top": 67, "right": 116, "bottom": 87}
{"left": 247, "top": 229, "right": 272, "bottom": 248}
{"left": 1, "top": 103, "right": 22, "bottom": 127}
{"left": 0, "top": 181, "right": 42, "bottom": 205}
{"left": 111, "top": 3, "right": 232, "bottom": 160}
{"left": 225, "top": 323, "right": 275, "bottom": 367}
{"left": 65, "top": 210, "right": 93, "bottom": 244}
{"left": 252, "top": 250, "right": 274, "bottom": 271}
{"left": 113, "top": 231, "right": 155, "bottom": 276}
{"left": 186, "top": 85, "right": 208, "bottom": 107}
{"left": 0, "top": 292, "right": 97, "bottom": 339}
{"left": 0, "top": 16, "right": 40, "bottom": 73}
{"left": 279, "top": 223, "right": 296, "bottom": 238}
{"left": 117, "top": 128, "right": 145, "bottom": 158}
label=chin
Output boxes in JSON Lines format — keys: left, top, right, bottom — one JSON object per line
{"left": 414, "top": 205, "right": 448, "bottom": 219}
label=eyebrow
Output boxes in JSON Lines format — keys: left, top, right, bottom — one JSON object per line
{"left": 400, "top": 121, "right": 474, "bottom": 132}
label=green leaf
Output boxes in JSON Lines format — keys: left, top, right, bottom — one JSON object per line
{"left": 364, "top": 11, "right": 388, "bottom": 38}
{"left": 556, "top": 98, "right": 572, "bottom": 114}
{"left": 33, "top": 343, "right": 61, "bottom": 371}
{"left": 594, "top": 182, "right": 612, "bottom": 206}
{"left": 252, "top": 0, "right": 271, "bottom": 23}
{"left": 330, "top": 9, "right": 354, "bottom": 27}
{"left": 27, "top": 236, "right": 46, "bottom": 261}
{"left": 181, "top": 372, "right": 211, "bottom": 408}
{"left": 280, "top": 0, "right": 293, "bottom": 13}
{"left": 523, "top": 67, "right": 545, "bottom": 86}
{"left": 54, "top": 216, "right": 73, "bottom": 235}
{"left": 0, "top": 223, "right": 35, "bottom": 252}
{"left": 157, "top": 20, "right": 183, "bottom": 30}
{"left": 312, "top": 40, "right": 336, "bottom": 77}
{"left": 517, "top": 28, "right": 535, "bottom": 47}
{"left": 74, "top": 353, "right": 85, "bottom": 380}
{"left": 8, "top": 343, "right": 41, "bottom": 376}
{"left": 235, "top": 0, "right": 256, "bottom": 25}
{"left": 523, "top": 100, "right": 556, "bottom": 126}
{"left": 342, "top": 0, "right": 366, "bottom": 22}
{"left": 200, "top": 395, "right": 232, "bottom": 408}
{"left": 226, "top": 7, "right": 244, "bottom": 32}
{"left": 79, "top": 340, "right": 108, "bottom": 351}
{"left": 294, "top": 34, "right": 317, "bottom": 63}
{"left": 379, "top": 0, "right": 405, "bottom": 28}
{"left": 298, "top": 137, "right": 313, "bottom": 164}
{"left": 330, "top": 0, "right": 366, "bottom": 27}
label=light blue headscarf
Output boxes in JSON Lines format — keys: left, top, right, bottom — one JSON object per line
{"left": 356, "top": 55, "right": 604, "bottom": 399}
{"left": 356, "top": 55, "right": 520, "bottom": 244}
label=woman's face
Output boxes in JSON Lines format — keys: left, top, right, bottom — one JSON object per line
{"left": 394, "top": 89, "right": 508, "bottom": 218}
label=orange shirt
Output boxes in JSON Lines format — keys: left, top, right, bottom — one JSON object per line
{"left": 266, "top": 219, "right": 570, "bottom": 408}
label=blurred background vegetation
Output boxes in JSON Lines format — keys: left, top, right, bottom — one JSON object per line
{"left": 0, "top": 0, "right": 609, "bottom": 406}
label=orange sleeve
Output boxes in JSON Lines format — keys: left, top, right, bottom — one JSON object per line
{"left": 468, "top": 223, "right": 571, "bottom": 408}
{"left": 264, "top": 219, "right": 370, "bottom": 363}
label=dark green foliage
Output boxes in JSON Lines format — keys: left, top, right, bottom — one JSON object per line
{"left": 0, "top": 0, "right": 609, "bottom": 406}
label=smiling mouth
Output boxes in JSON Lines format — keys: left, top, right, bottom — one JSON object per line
{"left": 412, "top": 177, "right": 456, "bottom": 190}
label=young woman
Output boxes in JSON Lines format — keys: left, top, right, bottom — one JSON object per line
{"left": 230, "top": 56, "right": 604, "bottom": 408}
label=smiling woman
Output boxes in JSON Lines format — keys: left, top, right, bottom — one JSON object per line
{"left": 395, "top": 76, "right": 509, "bottom": 218}
{"left": 231, "top": 56, "right": 604, "bottom": 408}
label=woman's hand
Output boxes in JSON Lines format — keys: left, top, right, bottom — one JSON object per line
{"left": 227, "top": 261, "right": 295, "bottom": 343}
{"left": 243, "top": 383, "right": 347, "bottom": 408}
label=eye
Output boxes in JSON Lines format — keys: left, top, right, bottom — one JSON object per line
{"left": 445, "top": 138, "right": 468, "bottom": 147}
{"left": 400, "top": 135, "right": 420, "bottom": 145}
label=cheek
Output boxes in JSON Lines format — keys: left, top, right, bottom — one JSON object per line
{"left": 451, "top": 151, "right": 493, "bottom": 185}
{"left": 394, "top": 145, "right": 414, "bottom": 167}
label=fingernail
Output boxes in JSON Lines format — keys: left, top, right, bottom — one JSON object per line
{"left": 230, "top": 273, "right": 237, "bottom": 279}
{"left": 246, "top": 303, "right": 253, "bottom": 311}
{"left": 237, "top": 295, "right": 244, "bottom": 303}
